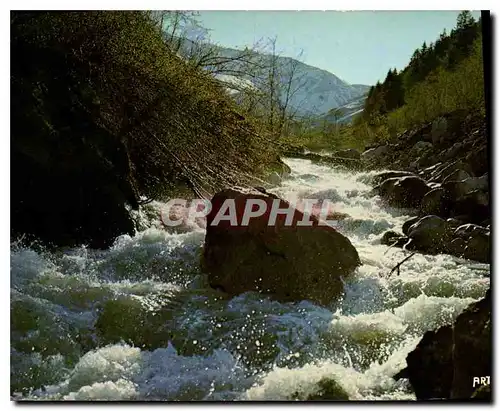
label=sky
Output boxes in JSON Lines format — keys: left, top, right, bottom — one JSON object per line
{"left": 197, "top": 10, "right": 482, "bottom": 86}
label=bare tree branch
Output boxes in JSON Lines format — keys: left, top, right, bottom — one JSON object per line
{"left": 388, "top": 252, "right": 416, "bottom": 278}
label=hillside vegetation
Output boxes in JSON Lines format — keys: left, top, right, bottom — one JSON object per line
{"left": 287, "top": 11, "right": 485, "bottom": 152}
{"left": 11, "top": 11, "right": 278, "bottom": 247}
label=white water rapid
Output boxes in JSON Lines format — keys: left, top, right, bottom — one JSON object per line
{"left": 11, "top": 158, "right": 490, "bottom": 401}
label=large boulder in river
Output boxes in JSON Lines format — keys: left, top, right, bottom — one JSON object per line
{"left": 400, "top": 217, "right": 489, "bottom": 262}
{"left": 376, "top": 176, "right": 431, "bottom": 208}
{"left": 202, "top": 188, "right": 361, "bottom": 306}
{"left": 396, "top": 325, "right": 454, "bottom": 399}
{"left": 395, "top": 289, "right": 491, "bottom": 400}
{"left": 405, "top": 215, "right": 452, "bottom": 253}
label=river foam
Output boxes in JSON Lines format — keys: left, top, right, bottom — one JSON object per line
{"left": 11, "top": 158, "right": 489, "bottom": 400}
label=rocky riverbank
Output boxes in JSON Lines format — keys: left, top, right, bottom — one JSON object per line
{"left": 282, "top": 108, "right": 490, "bottom": 401}
{"left": 288, "top": 109, "right": 490, "bottom": 265}
{"left": 359, "top": 109, "right": 491, "bottom": 401}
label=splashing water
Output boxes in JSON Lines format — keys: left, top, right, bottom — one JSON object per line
{"left": 11, "top": 158, "right": 489, "bottom": 401}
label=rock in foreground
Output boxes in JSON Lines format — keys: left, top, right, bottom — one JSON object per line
{"left": 395, "top": 289, "right": 491, "bottom": 400}
{"left": 202, "top": 188, "right": 361, "bottom": 306}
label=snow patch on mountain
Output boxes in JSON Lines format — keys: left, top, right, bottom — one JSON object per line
{"left": 213, "top": 74, "right": 256, "bottom": 95}
{"left": 174, "top": 38, "right": 369, "bottom": 117}
{"left": 214, "top": 46, "right": 370, "bottom": 116}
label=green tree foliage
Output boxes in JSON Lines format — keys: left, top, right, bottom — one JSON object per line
{"left": 388, "top": 34, "right": 484, "bottom": 131}
{"left": 457, "top": 10, "right": 476, "bottom": 30}
{"left": 357, "top": 11, "right": 484, "bottom": 141}
{"left": 294, "top": 11, "right": 485, "bottom": 153}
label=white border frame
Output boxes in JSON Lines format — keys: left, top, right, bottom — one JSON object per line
{"left": 2, "top": 3, "right": 498, "bottom": 410}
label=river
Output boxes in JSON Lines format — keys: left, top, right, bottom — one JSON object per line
{"left": 11, "top": 158, "right": 490, "bottom": 400}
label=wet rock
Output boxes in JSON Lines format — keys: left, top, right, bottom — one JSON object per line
{"left": 402, "top": 127, "right": 430, "bottom": 147}
{"left": 441, "top": 180, "right": 466, "bottom": 199}
{"left": 402, "top": 216, "right": 420, "bottom": 236}
{"left": 452, "top": 224, "right": 490, "bottom": 263}
{"left": 467, "top": 189, "right": 489, "bottom": 208}
{"left": 408, "top": 159, "right": 420, "bottom": 171}
{"left": 450, "top": 290, "right": 492, "bottom": 399}
{"left": 445, "top": 218, "right": 463, "bottom": 231}
{"left": 416, "top": 151, "right": 435, "bottom": 168}
{"left": 380, "top": 230, "right": 408, "bottom": 247}
{"left": 203, "top": 188, "right": 361, "bottom": 306}
{"left": 361, "top": 145, "right": 389, "bottom": 162}
{"left": 471, "top": 384, "right": 491, "bottom": 401}
{"left": 411, "top": 141, "right": 433, "bottom": 154}
{"left": 452, "top": 189, "right": 489, "bottom": 224}
{"left": 396, "top": 290, "right": 491, "bottom": 400}
{"left": 465, "top": 144, "right": 488, "bottom": 176}
{"left": 480, "top": 219, "right": 490, "bottom": 227}
{"left": 442, "top": 169, "right": 471, "bottom": 184}
{"left": 419, "top": 163, "right": 442, "bottom": 180}
{"left": 372, "top": 171, "right": 415, "bottom": 186}
{"left": 420, "top": 188, "right": 451, "bottom": 218}
{"left": 445, "top": 237, "right": 467, "bottom": 257}
{"left": 442, "top": 175, "right": 488, "bottom": 203}
{"left": 457, "top": 174, "right": 489, "bottom": 193}
{"left": 463, "top": 232, "right": 490, "bottom": 263}
{"left": 406, "top": 215, "right": 451, "bottom": 253}
{"left": 377, "top": 176, "right": 431, "bottom": 208}
{"left": 432, "top": 160, "right": 472, "bottom": 183}
{"left": 333, "top": 148, "right": 361, "bottom": 160}
{"left": 300, "top": 378, "right": 350, "bottom": 401}
{"left": 453, "top": 223, "right": 489, "bottom": 238}
{"left": 266, "top": 157, "right": 291, "bottom": 179}
{"left": 404, "top": 326, "right": 454, "bottom": 399}
{"left": 441, "top": 144, "right": 461, "bottom": 162}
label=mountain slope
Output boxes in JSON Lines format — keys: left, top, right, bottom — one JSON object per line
{"left": 273, "top": 58, "right": 369, "bottom": 115}
{"left": 177, "top": 39, "right": 369, "bottom": 116}
{"left": 317, "top": 94, "right": 367, "bottom": 125}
